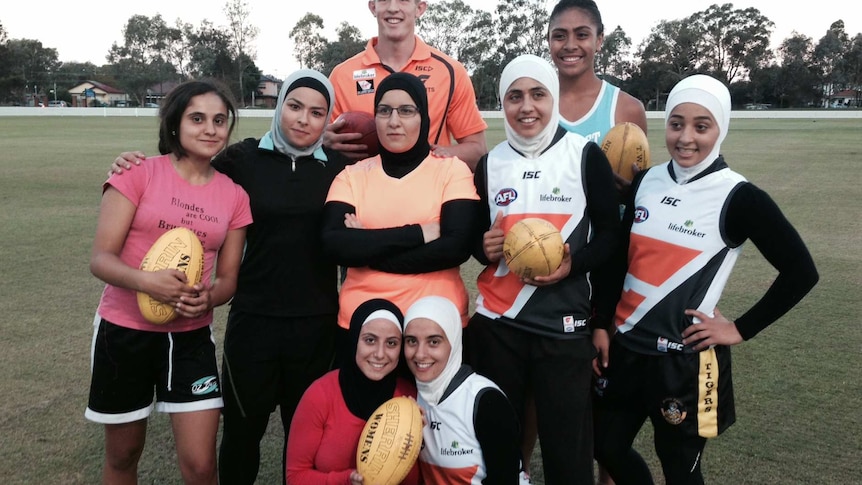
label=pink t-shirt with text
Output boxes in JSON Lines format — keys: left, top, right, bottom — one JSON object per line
{"left": 96, "top": 155, "right": 252, "bottom": 332}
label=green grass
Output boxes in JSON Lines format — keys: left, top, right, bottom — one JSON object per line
{"left": 0, "top": 116, "right": 859, "bottom": 484}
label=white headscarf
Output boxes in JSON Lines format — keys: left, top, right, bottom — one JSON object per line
{"left": 403, "top": 296, "right": 463, "bottom": 406}
{"left": 499, "top": 54, "right": 561, "bottom": 159}
{"left": 664, "top": 74, "right": 731, "bottom": 184}
{"left": 363, "top": 309, "right": 402, "bottom": 330}
{"left": 260, "top": 69, "right": 335, "bottom": 159}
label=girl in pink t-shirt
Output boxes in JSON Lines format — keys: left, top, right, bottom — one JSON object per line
{"left": 86, "top": 79, "right": 251, "bottom": 485}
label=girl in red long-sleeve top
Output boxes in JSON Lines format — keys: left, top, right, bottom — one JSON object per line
{"left": 286, "top": 298, "right": 420, "bottom": 485}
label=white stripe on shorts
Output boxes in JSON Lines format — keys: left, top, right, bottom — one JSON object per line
{"left": 167, "top": 332, "right": 175, "bottom": 392}
{"left": 89, "top": 312, "right": 101, "bottom": 372}
{"left": 157, "top": 396, "right": 224, "bottom": 414}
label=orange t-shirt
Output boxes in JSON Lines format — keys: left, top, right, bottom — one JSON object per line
{"left": 325, "top": 155, "right": 479, "bottom": 328}
{"left": 329, "top": 36, "right": 487, "bottom": 147}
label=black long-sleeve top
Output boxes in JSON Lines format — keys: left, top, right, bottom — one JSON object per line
{"left": 211, "top": 139, "right": 347, "bottom": 317}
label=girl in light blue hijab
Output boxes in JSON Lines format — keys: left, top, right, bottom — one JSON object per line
{"left": 260, "top": 69, "right": 335, "bottom": 159}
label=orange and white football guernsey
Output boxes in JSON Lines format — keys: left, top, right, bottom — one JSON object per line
{"left": 614, "top": 162, "right": 748, "bottom": 355}
{"left": 326, "top": 154, "right": 479, "bottom": 329}
{"left": 475, "top": 133, "right": 594, "bottom": 338}
{"left": 417, "top": 373, "right": 500, "bottom": 484}
{"left": 329, "top": 36, "right": 487, "bottom": 147}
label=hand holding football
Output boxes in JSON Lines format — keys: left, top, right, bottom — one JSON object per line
{"left": 337, "top": 111, "right": 379, "bottom": 157}
{"left": 137, "top": 227, "right": 205, "bottom": 324}
{"left": 600, "top": 122, "right": 651, "bottom": 181}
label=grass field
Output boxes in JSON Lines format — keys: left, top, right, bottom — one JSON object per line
{"left": 0, "top": 115, "right": 859, "bottom": 484}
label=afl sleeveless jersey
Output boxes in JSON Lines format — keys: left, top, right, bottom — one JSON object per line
{"left": 475, "top": 133, "right": 593, "bottom": 338}
{"left": 418, "top": 372, "right": 500, "bottom": 484}
{"left": 559, "top": 81, "right": 619, "bottom": 143}
{"left": 615, "top": 162, "right": 748, "bottom": 355}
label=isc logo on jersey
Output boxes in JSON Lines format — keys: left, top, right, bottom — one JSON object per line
{"left": 495, "top": 188, "right": 518, "bottom": 206}
{"left": 657, "top": 337, "right": 684, "bottom": 353}
{"left": 563, "top": 315, "right": 587, "bottom": 333}
{"left": 634, "top": 206, "right": 649, "bottom": 223}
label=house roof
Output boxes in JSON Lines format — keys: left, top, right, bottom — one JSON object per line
{"left": 148, "top": 81, "right": 180, "bottom": 96}
{"left": 829, "top": 89, "right": 859, "bottom": 98}
{"left": 68, "top": 80, "right": 124, "bottom": 95}
{"left": 86, "top": 80, "right": 125, "bottom": 94}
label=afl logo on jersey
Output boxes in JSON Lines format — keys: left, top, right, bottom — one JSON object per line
{"left": 633, "top": 206, "right": 649, "bottom": 223}
{"left": 495, "top": 188, "right": 518, "bottom": 206}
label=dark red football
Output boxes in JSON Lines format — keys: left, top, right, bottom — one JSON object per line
{"left": 338, "top": 111, "right": 379, "bottom": 157}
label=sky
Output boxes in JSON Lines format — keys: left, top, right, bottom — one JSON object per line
{"left": 2, "top": 0, "right": 858, "bottom": 78}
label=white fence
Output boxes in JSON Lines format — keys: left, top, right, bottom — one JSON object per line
{"left": 1, "top": 107, "right": 860, "bottom": 119}
{"left": 0, "top": 107, "right": 274, "bottom": 118}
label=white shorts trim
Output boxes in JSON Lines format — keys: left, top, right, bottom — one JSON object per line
{"left": 85, "top": 403, "right": 153, "bottom": 424}
{"left": 156, "top": 397, "right": 224, "bottom": 414}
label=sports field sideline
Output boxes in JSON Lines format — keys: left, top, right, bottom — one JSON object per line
{"left": 0, "top": 115, "right": 859, "bottom": 484}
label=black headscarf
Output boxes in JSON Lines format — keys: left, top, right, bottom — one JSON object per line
{"left": 338, "top": 298, "right": 404, "bottom": 420}
{"left": 374, "top": 73, "right": 431, "bottom": 178}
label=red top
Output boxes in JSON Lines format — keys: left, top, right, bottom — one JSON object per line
{"left": 286, "top": 370, "right": 420, "bottom": 485}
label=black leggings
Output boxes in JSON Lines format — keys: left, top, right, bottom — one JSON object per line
{"left": 218, "top": 311, "right": 336, "bottom": 485}
{"left": 218, "top": 404, "right": 293, "bottom": 484}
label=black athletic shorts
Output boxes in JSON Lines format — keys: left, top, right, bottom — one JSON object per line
{"left": 85, "top": 316, "right": 222, "bottom": 424}
{"left": 595, "top": 339, "right": 736, "bottom": 438}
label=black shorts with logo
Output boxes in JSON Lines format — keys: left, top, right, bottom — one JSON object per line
{"left": 85, "top": 317, "right": 222, "bottom": 424}
{"left": 595, "top": 339, "right": 736, "bottom": 438}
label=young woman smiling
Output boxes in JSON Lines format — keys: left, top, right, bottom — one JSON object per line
{"left": 404, "top": 296, "right": 522, "bottom": 484}
{"left": 107, "top": 70, "right": 350, "bottom": 485}
{"left": 285, "top": 298, "right": 419, "bottom": 485}
{"left": 548, "top": 0, "right": 647, "bottom": 143}
{"left": 87, "top": 79, "right": 251, "bottom": 485}
{"left": 467, "top": 54, "right": 620, "bottom": 485}
{"left": 593, "top": 75, "right": 818, "bottom": 484}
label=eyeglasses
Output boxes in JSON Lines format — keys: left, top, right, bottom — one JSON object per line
{"left": 375, "top": 105, "right": 420, "bottom": 118}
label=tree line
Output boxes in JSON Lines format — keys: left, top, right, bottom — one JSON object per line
{"left": 0, "top": 0, "right": 261, "bottom": 106}
{"left": 1, "top": 1, "right": 860, "bottom": 109}
{"left": 292, "top": 0, "right": 861, "bottom": 110}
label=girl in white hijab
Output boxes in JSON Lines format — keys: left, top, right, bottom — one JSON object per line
{"left": 467, "top": 54, "right": 620, "bottom": 483}
{"left": 498, "top": 54, "right": 561, "bottom": 159}
{"left": 593, "top": 74, "right": 818, "bottom": 484}
{"left": 663, "top": 74, "right": 732, "bottom": 184}
{"left": 404, "top": 296, "right": 523, "bottom": 484}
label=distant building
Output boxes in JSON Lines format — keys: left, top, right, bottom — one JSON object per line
{"left": 67, "top": 81, "right": 128, "bottom": 107}
{"left": 146, "top": 81, "right": 181, "bottom": 107}
{"left": 825, "top": 89, "right": 859, "bottom": 108}
{"left": 252, "top": 75, "right": 282, "bottom": 109}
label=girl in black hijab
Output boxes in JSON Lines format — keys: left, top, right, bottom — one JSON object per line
{"left": 322, "top": 74, "right": 480, "bottom": 358}
{"left": 285, "top": 299, "right": 419, "bottom": 485}
{"left": 374, "top": 72, "right": 432, "bottom": 177}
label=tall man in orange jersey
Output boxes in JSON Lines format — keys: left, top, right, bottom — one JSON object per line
{"left": 325, "top": 0, "right": 487, "bottom": 170}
